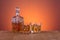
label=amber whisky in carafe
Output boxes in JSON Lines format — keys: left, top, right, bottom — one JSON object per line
{"left": 11, "top": 7, "right": 24, "bottom": 32}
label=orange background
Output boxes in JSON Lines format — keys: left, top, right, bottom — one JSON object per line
{"left": 0, "top": 0, "right": 60, "bottom": 31}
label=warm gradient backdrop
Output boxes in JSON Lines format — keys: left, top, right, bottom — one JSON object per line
{"left": 0, "top": 0, "right": 60, "bottom": 31}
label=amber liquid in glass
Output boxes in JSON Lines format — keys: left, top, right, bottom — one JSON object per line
{"left": 12, "top": 22, "right": 24, "bottom": 32}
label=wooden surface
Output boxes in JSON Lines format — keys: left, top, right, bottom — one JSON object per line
{"left": 0, "top": 31, "right": 60, "bottom": 40}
